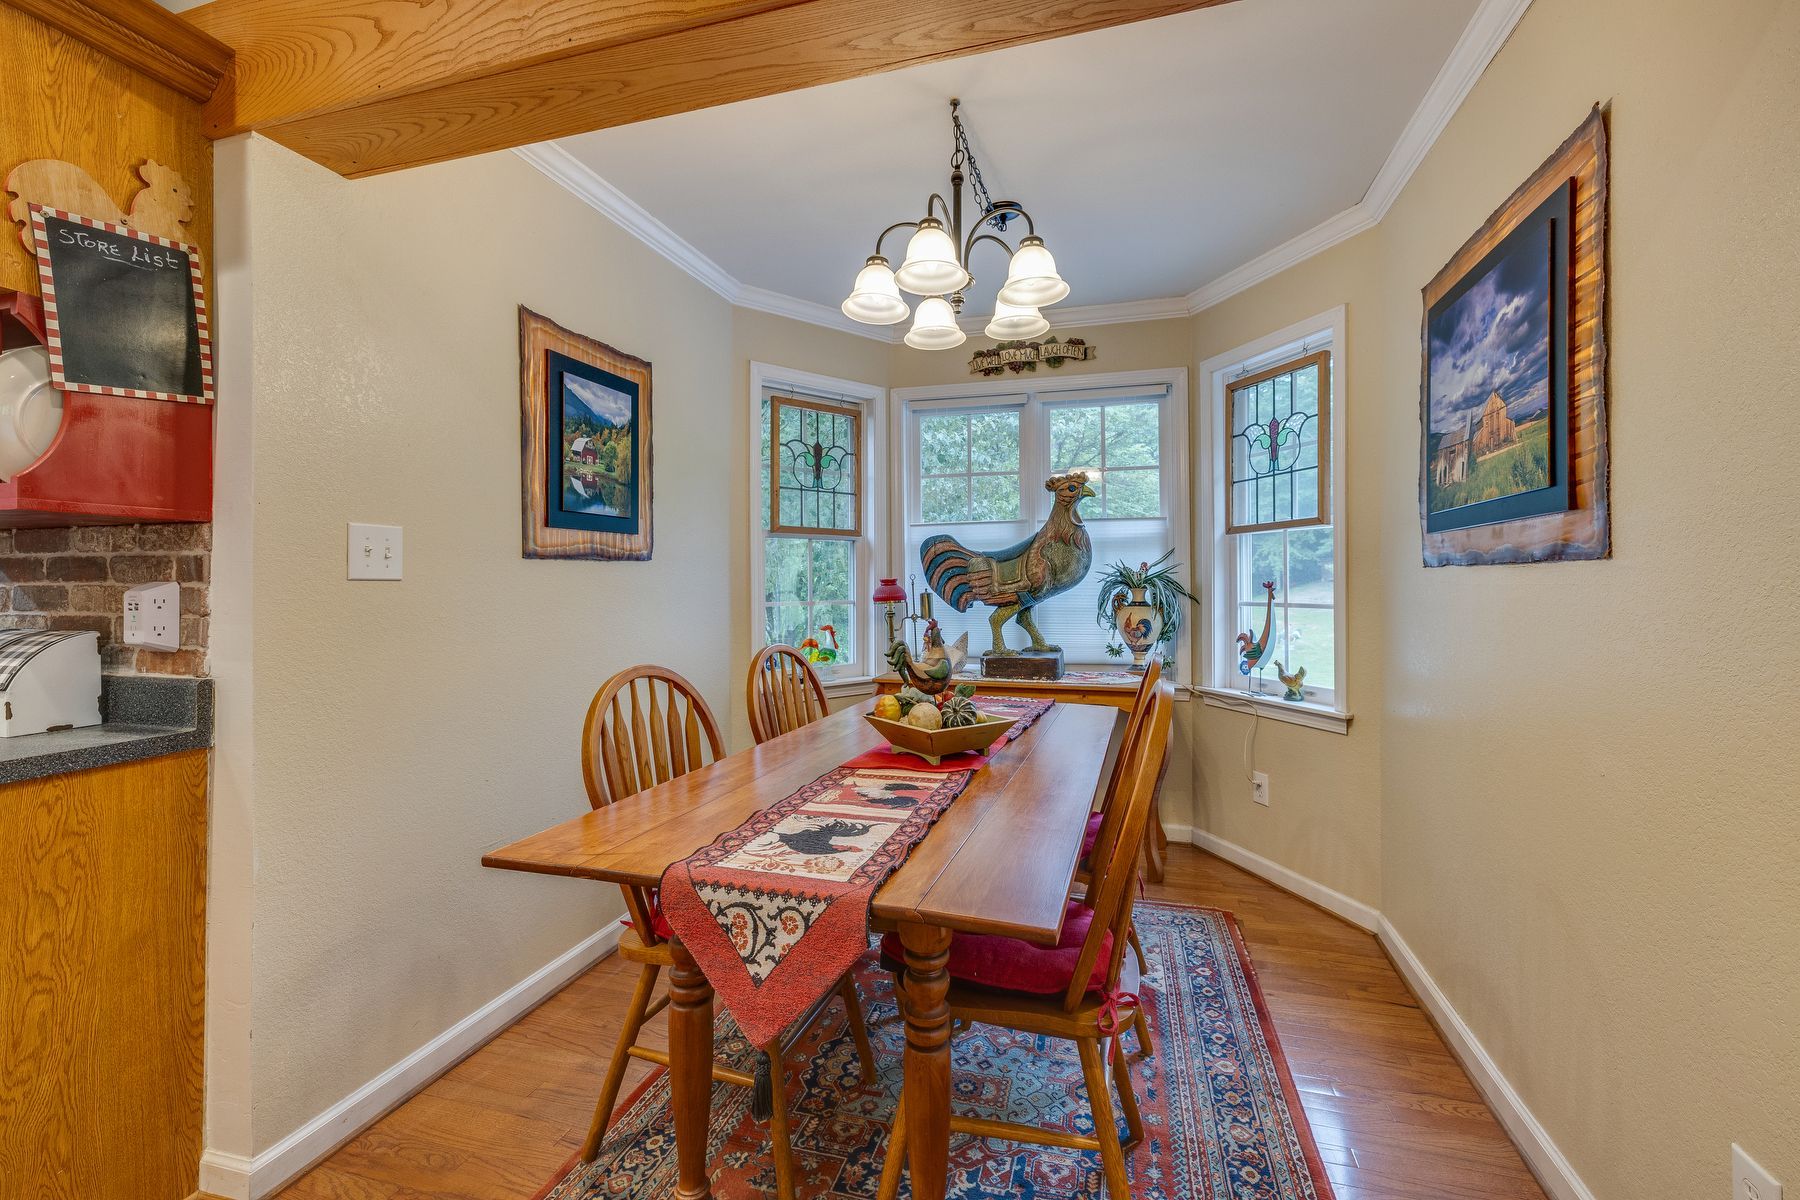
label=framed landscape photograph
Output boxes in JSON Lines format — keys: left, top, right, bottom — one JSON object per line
{"left": 1419, "top": 107, "right": 1610, "bottom": 567}
{"left": 1423, "top": 180, "right": 1570, "bottom": 534}
{"left": 519, "top": 307, "right": 652, "bottom": 560}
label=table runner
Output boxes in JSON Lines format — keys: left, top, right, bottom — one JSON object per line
{"left": 658, "top": 697, "right": 1052, "bottom": 1048}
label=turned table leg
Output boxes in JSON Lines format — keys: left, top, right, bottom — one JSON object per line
{"left": 668, "top": 938, "right": 715, "bottom": 1200}
{"left": 899, "top": 922, "right": 954, "bottom": 1200}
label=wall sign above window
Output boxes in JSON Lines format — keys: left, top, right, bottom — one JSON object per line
{"left": 969, "top": 337, "right": 1096, "bottom": 377}
{"left": 1225, "top": 349, "right": 1330, "bottom": 534}
{"left": 769, "top": 394, "right": 861, "bottom": 537}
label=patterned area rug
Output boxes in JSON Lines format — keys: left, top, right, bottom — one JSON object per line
{"left": 537, "top": 902, "right": 1333, "bottom": 1200}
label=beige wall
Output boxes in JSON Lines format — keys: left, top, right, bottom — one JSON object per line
{"left": 223, "top": 137, "right": 885, "bottom": 1152}
{"left": 1191, "top": 0, "right": 1800, "bottom": 1193}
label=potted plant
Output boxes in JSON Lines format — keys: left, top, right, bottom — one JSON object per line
{"left": 1094, "top": 551, "right": 1198, "bottom": 671}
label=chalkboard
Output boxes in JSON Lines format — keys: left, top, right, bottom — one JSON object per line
{"left": 29, "top": 206, "right": 213, "bottom": 405}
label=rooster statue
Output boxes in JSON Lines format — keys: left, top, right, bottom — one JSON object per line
{"left": 1237, "top": 580, "right": 1277, "bottom": 675}
{"left": 920, "top": 471, "right": 1095, "bottom": 657}
{"left": 1274, "top": 661, "right": 1307, "bottom": 702}
{"left": 886, "top": 619, "right": 969, "bottom": 696}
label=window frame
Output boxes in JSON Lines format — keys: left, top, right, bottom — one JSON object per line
{"left": 769, "top": 392, "right": 864, "bottom": 538}
{"left": 892, "top": 368, "right": 1190, "bottom": 669}
{"left": 1198, "top": 307, "right": 1350, "bottom": 733}
{"left": 1224, "top": 348, "right": 1332, "bottom": 535}
{"left": 748, "top": 362, "right": 888, "bottom": 687}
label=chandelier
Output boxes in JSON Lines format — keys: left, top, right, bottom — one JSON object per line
{"left": 841, "top": 99, "right": 1070, "bottom": 350}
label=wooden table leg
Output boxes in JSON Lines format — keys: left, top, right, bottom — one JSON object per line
{"left": 898, "top": 922, "right": 953, "bottom": 1200}
{"left": 668, "top": 938, "right": 715, "bottom": 1200}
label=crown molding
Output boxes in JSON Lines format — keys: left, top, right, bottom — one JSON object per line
{"left": 519, "top": 0, "right": 1531, "bottom": 336}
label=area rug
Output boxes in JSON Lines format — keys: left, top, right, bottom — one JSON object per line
{"left": 537, "top": 901, "right": 1333, "bottom": 1200}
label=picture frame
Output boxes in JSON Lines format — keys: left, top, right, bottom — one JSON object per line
{"left": 1419, "top": 107, "right": 1610, "bottom": 567}
{"left": 519, "top": 306, "right": 652, "bottom": 560}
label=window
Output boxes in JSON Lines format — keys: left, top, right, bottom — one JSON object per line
{"left": 898, "top": 373, "right": 1188, "bottom": 668}
{"left": 1201, "top": 310, "right": 1347, "bottom": 726}
{"left": 752, "top": 366, "right": 885, "bottom": 682}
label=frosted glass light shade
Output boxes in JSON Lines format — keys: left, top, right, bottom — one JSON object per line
{"left": 894, "top": 219, "right": 971, "bottom": 296}
{"left": 984, "top": 299, "right": 1049, "bottom": 340}
{"left": 904, "top": 297, "right": 967, "bottom": 350}
{"left": 841, "top": 256, "right": 910, "bottom": 325}
{"left": 996, "top": 236, "right": 1070, "bottom": 307}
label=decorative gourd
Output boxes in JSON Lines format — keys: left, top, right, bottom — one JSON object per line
{"left": 894, "top": 686, "right": 932, "bottom": 716}
{"left": 905, "top": 702, "right": 943, "bottom": 730}
{"left": 939, "top": 693, "right": 978, "bottom": 728}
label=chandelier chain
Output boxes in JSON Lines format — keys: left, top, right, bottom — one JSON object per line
{"left": 950, "top": 103, "right": 998, "bottom": 223}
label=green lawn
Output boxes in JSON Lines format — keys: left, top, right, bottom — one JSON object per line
{"left": 1429, "top": 416, "right": 1550, "bottom": 512}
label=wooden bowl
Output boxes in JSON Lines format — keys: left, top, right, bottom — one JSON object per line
{"left": 863, "top": 711, "right": 1017, "bottom": 766}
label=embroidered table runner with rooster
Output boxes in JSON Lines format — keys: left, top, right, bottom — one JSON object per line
{"left": 658, "top": 697, "right": 1051, "bottom": 1048}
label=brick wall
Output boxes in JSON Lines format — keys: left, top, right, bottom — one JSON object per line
{"left": 0, "top": 524, "right": 210, "bottom": 675}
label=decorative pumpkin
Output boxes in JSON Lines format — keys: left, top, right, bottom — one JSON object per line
{"left": 939, "top": 693, "right": 978, "bottom": 728}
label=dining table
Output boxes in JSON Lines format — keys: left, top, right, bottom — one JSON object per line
{"left": 482, "top": 698, "right": 1124, "bottom": 1200}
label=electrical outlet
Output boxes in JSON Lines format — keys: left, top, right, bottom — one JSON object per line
{"left": 1735, "top": 1145, "right": 1782, "bottom": 1200}
{"left": 347, "top": 523, "right": 404, "bottom": 581}
{"left": 122, "top": 581, "right": 180, "bottom": 652}
{"left": 1252, "top": 771, "right": 1270, "bottom": 807}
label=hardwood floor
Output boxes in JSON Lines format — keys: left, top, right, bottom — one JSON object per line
{"left": 275, "top": 846, "right": 1548, "bottom": 1200}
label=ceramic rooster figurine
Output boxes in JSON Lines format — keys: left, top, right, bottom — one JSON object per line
{"left": 1238, "top": 580, "right": 1277, "bottom": 675}
{"left": 920, "top": 470, "right": 1095, "bottom": 656}
{"left": 1274, "top": 661, "right": 1307, "bottom": 701}
{"left": 886, "top": 619, "right": 968, "bottom": 696}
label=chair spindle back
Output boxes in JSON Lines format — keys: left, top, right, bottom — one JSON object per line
{"left": 1085, "top": 658, "right": 1162, "bottom": 876}
{"left": 1063, "top": 683, "right": 1174, "bottom": 1014}
{"left": 581, "top": 665, "right": 726, "bottom": 810}
{"left": 746, "top": 645, "right": 830, "bottom": 744}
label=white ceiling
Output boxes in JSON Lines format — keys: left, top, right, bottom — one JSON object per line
{"left": 555, "top": 0, "right": 1483, "bottom": 317}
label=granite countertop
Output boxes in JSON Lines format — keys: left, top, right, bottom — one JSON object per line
{"left": 0, "top": 674, "right": 213, "bottom": 785}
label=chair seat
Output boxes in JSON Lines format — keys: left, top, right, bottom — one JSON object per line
{"left": 880, "top": 900, "right": 1113, "bottom": 997}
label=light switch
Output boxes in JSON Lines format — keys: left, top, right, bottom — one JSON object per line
{"left": 347, "top": 523, "right": 403, "bottom": 581}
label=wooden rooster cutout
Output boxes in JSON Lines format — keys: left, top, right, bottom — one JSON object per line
{"left": 5, "top": 159, "right": 197, "bottom": 252}
{"left": 1237, "top": 580, "right": 1276, "bottom": 675}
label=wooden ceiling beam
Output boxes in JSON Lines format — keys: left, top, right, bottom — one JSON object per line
{"left": 182, "top": 0, "right": 1238, "bottom": 178}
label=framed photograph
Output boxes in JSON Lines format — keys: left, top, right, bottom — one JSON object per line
{"left": 1420, "top": 107, "right": 1610, "bottom": 567}
{"left": 1423, "top": 181, "right": 1570, "bottom": 533}
{"left": 519, "top": 307, "right": 652, "bottom": 560}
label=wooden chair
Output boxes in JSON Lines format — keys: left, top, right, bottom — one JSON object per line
{"left": 578, "top": 665, "right": 876, "bottom": 1199}
{"left": 746, "top": 644, "right": 830, "bottom": 744}
{"left": 877, "top": 684, "right": 1175, "bottom": 1200}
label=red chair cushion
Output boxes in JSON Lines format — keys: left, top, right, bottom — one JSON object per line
{"left": 881, "top": 900, "right": 1112, "bottom": 996}
{"left": 1079, "top": 811, "right": 1104, "bottom": 859}
{"left": 624, "top": 888, "right": 674, "bottom": 939}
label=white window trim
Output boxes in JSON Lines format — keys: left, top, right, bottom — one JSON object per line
{"left": 1196, "top": 307, "right": 1351, "bottom": 734}
{"left": 892, "top": 367, "right": 1190, "bottom": 673}
{"left": 748, "top": 361, "right": 889, "bottom": 686}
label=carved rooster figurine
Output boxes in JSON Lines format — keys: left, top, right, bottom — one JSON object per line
{"left": 1237, "top": 580, "right": 1277, "bottom": 675}
{"left": 5, "top": 159, "right": 196, "bottom": 249}
{"left": 920, "top": 470, "right": 1095, "bottom": 657}
{"left": 886, "top": 619, "right": 969, "bottom": 696}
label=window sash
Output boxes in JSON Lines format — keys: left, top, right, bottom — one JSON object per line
{"left": 769, "top": 393, "right": 863, "bottom": 538}
{"left": 1224, "top": 349, "right": 1331, "bottom": 535}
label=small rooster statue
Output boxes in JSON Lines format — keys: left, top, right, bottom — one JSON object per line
{"left": 1237, "top": 580, "right": 1277, "bottom": 675}
{"left": 886, "top": 619, "right": 968, "bottom": 696}
{"left": 919, "top": 471, "right": 1096, "bottom": 657}
{"left": 1274, "top": 661, "right": 1307, "bottom": 702}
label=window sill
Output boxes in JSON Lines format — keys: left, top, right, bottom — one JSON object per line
{"left": 1193, "top": 685, "right": 1352, "bottom": 734}
{"left": 822, "top": 675, "right": 878, "bottom": 700}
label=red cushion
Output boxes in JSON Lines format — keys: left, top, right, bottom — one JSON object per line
{"left": 881, "top": 900, "right": 1112, "bottom": 996}
{"left": 1079, "top": 811, "right": 1105, "bottom": 859}
{"left": 624, "top": 888, "right": 674, "bottom": 939}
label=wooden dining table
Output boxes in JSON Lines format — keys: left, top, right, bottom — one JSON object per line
{"left": 482, "top": 699, "right": 1123, "bottom": 1200}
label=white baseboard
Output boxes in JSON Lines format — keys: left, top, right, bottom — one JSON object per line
{"left": 1377, "top": 919, "right": 1597, "bottom": 1200}
{"left": 203, "top": 919, "right": 624, "bottom": 1200}
{"left": 1189, "top": 830, "right": 1380, "bottom": 932}
{"left": 1161, "top": 821, "right": 1194, "bottom": 845}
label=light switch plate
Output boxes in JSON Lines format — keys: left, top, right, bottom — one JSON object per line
{"left": 347, "top": 523, "right": 403, "bottom": 581}
{"left": 1735, "top": 1145, "right": 1782, "bottom": 1200}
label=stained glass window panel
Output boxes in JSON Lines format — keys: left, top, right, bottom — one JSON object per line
{"left": 770, "top": 395, "right": 861, "bottom": 536}
{"left": 1225, "top": 351, "right": 1330, "bottom": 533}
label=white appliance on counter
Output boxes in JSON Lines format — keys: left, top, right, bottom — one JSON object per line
{"left": 0, "top": 629, "right": 101, "bottom": 737}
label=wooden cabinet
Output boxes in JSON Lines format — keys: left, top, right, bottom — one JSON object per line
{"left": 0, "top": 750, "right": 208, "bottom": 1200}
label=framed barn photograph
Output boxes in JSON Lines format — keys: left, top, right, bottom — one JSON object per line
{"left": 1420, "top": 107, "right": 1610, "bottom": 567}
{"left": 519, "top": 307, "right": 652, "bottom": 560}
